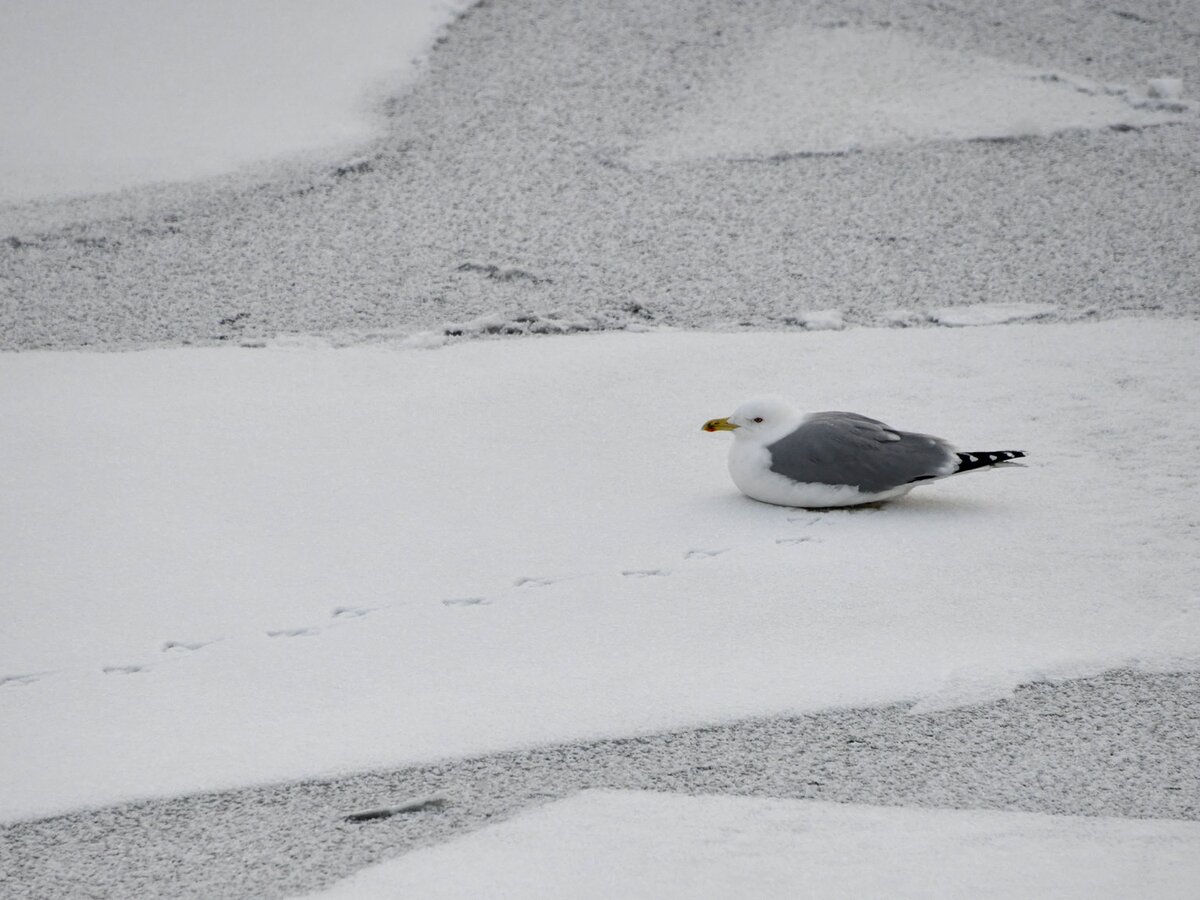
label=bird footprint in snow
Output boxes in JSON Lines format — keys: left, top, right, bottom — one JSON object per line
{"left": 442, "top": 597, "right": 490, "bottom": 607}
{"left": 267, "top": 627, "right": 320, "bottom": 638}
{"left": 685, "top": 549, "right": 728, "bottom": 560}
{"left": 0, "top": 672, "right": 49, "bottom": 687}
{"left": 161, "top": 640, "right": 217, "bottom": 653}
{"left": 103, "top": 664, "right": 148, "bottom": 675}
{"left": 776, "top": 536, "right": 819, "bottom": 545}
{"left": 622, "top": 569, "right": 669, "bottom": 578}
{"left": 787, "top": 514, "right": 823, "bottom": 525}
{"left": 513, "top": 576, "right": 566, "bottom": 588}
{"left": 331, "top": 606, "right": 373, "bottom": 619}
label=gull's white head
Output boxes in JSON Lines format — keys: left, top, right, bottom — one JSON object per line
{"left": 702, "top": 396, "right": 802, "bottom": 441}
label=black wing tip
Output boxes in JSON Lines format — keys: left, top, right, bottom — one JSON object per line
{"left": 955, "top": 450, "right": 1027, "bottom": 472}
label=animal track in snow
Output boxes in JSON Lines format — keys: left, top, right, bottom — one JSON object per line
{"left": 787, "top": 514, "right": 825, "bottom": 526}
{"left": 442, "top": 597, "right": 490, "bottom": 607}
{"left": 513, "top": 576, "right": 567, "bottom": 588}
{"left": 1, "top": 672, "right": 49, "bottom": 687}
{"left": 161, "top": 640, "right": 217, "bottom": 653}
{"left": 22, "top": 533, "right": 848, "bottom": 688}
{"left": 685, "top": 548, "right": 729, "bottom": 560}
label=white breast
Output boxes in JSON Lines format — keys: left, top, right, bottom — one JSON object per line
{"left": 726, "top": 439, "right": 916, "bottom": 508}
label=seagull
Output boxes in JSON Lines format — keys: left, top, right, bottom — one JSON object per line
{"left": 702, "top": 396, "right": 1025, "bottom": 508}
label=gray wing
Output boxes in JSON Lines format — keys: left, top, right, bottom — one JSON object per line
{"left": 766, "top": 412, "right": 956, "bottom": 493}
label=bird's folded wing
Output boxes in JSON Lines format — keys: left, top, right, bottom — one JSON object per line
{"left": 766, "top": 412, "right": 956, "bottom": 492}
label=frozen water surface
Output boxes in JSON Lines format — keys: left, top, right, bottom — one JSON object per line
{"left": 0, "top": 0, "right": 469, "bottom": 202}
{"left": 2, "top": 321, "right": 1197, "bottom": 822}
{"left": 633, "top": 25, "right": 1189, "bottom": 163}
{"left": 2, "top": 1, "right": 1199, "bottom": 895}
{"left": 303, "top": 790, "right": 1200, "bottom": 900}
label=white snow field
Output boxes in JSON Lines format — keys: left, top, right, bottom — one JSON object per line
{"left": 303, "top": 790, "right": 1200, "bottom": 900}
{"left": 0, "top": 0, "right": 469, "bottom": 203}
{"left": 2, "top": 320, "right": 1198, "bottom": 822}
{"left": 633, "top": 24, "right": 1190, "bottom": 163}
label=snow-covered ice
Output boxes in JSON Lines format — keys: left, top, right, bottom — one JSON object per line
{"left": 303, "top": 790, "right": 1200, "bottom": 900}
{"left": 0, "top": 0, "right": 470, "bottom": 203}
{"left": 1148, "top": 78, "right": 1184, "bottom": 101}
{"left": 5, "top": 1, "right": 1197, "bottom": 349}
{"left": 2, "top": 320, "right": 1197, "bottom": 823}
{"left": 0, "top": 2, "right": 1197, "bottom": 897}
{"left": 927, "top": 303, "right": 1058, "bottom": 327}
{"left": 785, "top": 309, "right": 846, "bottom": 331}
{"left": 633, "top": 25, "right": 1191, "bottom": 163}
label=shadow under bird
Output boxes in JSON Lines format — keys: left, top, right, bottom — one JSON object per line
{"left": 703, "top": 397, "right": 1025, "bottom": 508}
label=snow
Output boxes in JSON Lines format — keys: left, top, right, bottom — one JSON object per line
{"left": 1148, "top": 78, "right": 1184, "bottom": 101}
{"left": 442, "top": 310, "right": 611, "bottom": 339}
{"left": 2, "top": 2, "right": 1198, "bottom": 895}
{"left": 927, "top": 304, "right": 1059, "bottom": 327}
{"left": 0, "top": 0, "right": 470, "bottom": 203}
{"left": 302, "top": 790, "right": 1200, "bottom": 900}
{"left": 5, "top": 3, "right": 1197, "bottom": 350}
{"left": 883, "top": 309, "right": 927, "bottom": 328}
{"left": 394, "top": 330, "right": 449, "bottom": 350}
{"left": 785, "top": 309, "right": 846, "bottom": 331}
{"left": 633, "top": 25, "right": 1191, "bottom": 163}
{"left": 2, "top": 320, "right": 1198, "bottom": 823}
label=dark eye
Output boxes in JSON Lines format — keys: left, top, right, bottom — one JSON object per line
{"left": 753, "top": 417, "right": 764, "bottom": 423}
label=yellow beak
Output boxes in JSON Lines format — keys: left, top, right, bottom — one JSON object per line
{"left": 702, "top": 417, "right": 739, "bottom": 433}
